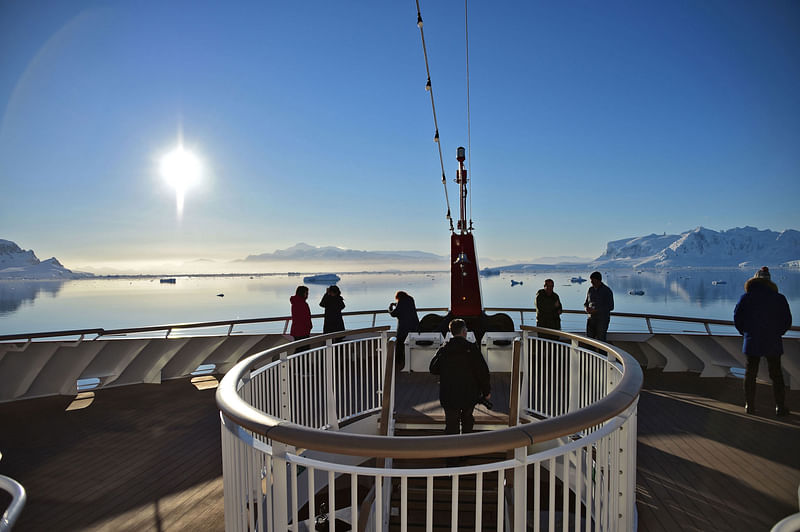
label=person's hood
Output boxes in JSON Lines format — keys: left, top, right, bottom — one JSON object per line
{"left": 744, "top": 277, "right": 778, "bottom": 293}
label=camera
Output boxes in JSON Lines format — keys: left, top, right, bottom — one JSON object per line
{"left": 476, "top": 395, "right": 493, "bottom": 410}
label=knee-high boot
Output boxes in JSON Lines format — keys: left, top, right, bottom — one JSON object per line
{"left": 744, "top": 356, "right": 759, "bottom": 414}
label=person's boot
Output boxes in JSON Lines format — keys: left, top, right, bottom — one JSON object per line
{"left": 744, "top": 379, "right": 756, "bottom": 414}
{"left": 773, "top": 382, "right": 787, "bottom": 417}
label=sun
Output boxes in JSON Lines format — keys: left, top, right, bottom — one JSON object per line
{"left": 160, "top": 146, "right": 201, "bottom": 216}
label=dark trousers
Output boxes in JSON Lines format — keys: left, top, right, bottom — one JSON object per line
{"left": 444, "top": 406, "right": 475, "bottom": 435}
{"left": 586, "top": 314, "right": 610, "bottom": 342}
{"left": 745, "top": 355, "right": 786, "bottom": 407}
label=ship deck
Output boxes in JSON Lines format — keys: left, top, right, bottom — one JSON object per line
{"left": 1, "top": 369, "right": 798, "bottom": 531}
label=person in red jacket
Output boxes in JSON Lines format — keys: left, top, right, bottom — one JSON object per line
{"left": 290, "top": 285, "right": 312, "bottom": 340}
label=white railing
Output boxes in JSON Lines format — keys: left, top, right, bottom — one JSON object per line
{"left": 771, "top": 483, "right": 800, "bottom": 532}
{"left": 217, "top": 325, "right": 642, "bottom": 531}
{"left": 0, "top": 474, "right": 26, "bottom": 532}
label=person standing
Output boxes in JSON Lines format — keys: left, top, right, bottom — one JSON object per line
{"left": 535, "top": 278, "right": 563, "bottom": 331}
{"left": 289, "top": 285, "right": 312, "bottom": 340}
{"left": 389, "top": 290, "right": 420, "bottom": 370}
{"left": 429, "top": 319, "right": 491, "bottom": 443}
{"left": 320, "top": 285, "right": 345, "bottom": 334}
{"left": 734, "top": 266, "right": 792, "bottom": 416}
{"left": 584, "top": 271, "right": 614, "bottom": 341}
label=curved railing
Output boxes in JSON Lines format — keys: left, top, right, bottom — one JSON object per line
{"left": 217, "top": 325, "right": 643, "bottom": 531}
{"left": 3, "top": 307, "right": 797, "bottom": 342}
{"left": 771, "top": 483, "right": 800, "bottom": 532}
{"left": 0, "top": 473, "right": 26, "bottom": 532}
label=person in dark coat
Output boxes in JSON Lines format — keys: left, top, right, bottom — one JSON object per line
{"left": 389, "top": 290, "right": 420, "bottom": 370}
{"left": 429, "top": 319, "right": 491, "bottom": 440}
{"left": 535, "top": 278, "right": 563, "bottom": 333}
{"left": 734, "top": 266, "right": 793, "bottom": 416}
{"left": 289, "top": 285, "right": 312, "bottom": 340}
{"left": 320, "top": 285, "right": 345, "bottom": 334}
{"left": 584, "top": 271, "right": 614, "bottom": 341}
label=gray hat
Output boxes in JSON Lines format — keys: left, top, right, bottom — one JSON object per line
{"left": 754, "top": 266, "right": 771, "bottom": 280}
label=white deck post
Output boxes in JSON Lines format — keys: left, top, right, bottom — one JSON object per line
{"left": 278, "top": 351, "right": 290, "bottom": 422}
{"left": 513, "top": 445, "right": 527, "bottom": 531}
{"left": 569, "top": 339, "right": 581, "bottom": 412}
{"left": 324, "top": 339, "right": 339, "bottom": 430}
{"left": 520, "top": 330, "right": 530, "bottom": 418}
{"left": 271, "top": 441, "right": 289, "bottom": 530}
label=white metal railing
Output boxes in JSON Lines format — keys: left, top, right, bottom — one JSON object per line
{"left": 4, "top": 307, "right": 797, "bottom": 343}
{"left": 0, "top": 474, "right": 26, "bottom": 532}
{"left": 771, "top": 483, "right": 800, "bottom": 532}
{"left": 217, "top": 325, "right": 642, "bottom": 531}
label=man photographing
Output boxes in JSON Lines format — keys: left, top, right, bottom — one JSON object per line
{"left": 429, "top": 319, "right": 491, "bottom": 439}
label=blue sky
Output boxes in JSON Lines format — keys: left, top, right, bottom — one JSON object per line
{"left": 1, "top": 0, "right": 799, "bottom": 273}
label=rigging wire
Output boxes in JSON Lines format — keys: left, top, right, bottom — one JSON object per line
{"left": 464, "top": 0, "right": 473, "bottom": 230}
{"left": 415, "top": 0, "right": 453, "bottom": 232}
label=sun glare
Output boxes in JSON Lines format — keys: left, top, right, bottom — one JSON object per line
{"left": 160, "top": 147, "right": 201, "bottom": 216}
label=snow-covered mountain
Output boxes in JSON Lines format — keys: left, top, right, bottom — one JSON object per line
{"left": 0, "top": 240, "right": 91, "bottom": 279}
{"left": 242, "top": 242, "right": 447, "bottom": 264}
{"left": 591, "top": 227, "right": 800, "bottom": 268}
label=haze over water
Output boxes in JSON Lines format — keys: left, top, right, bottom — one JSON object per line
{"left": 2, "top": 268, "right": 798, "bottom": 337}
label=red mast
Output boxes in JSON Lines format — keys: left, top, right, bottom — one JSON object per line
{"left": 450, "top": 147, "right": 483, "bottom": 316}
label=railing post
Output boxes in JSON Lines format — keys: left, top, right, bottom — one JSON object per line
{"left": 513, "top": 445, "right": 526, "bottom": 531}
{"left": 617, "top": 407, "right": 638, "bottom": 531}
{"left": 520, "top": 331, "right": 530, "bottom": 416}
{"left": 569, "top": 339, "right": 581, "bottom": 412}
{"left": 279, "top": 350, "right": 291, "bottom": 422}
{"left": 272, "top": 441, "right": 290, "bottom": 530}
{"left": 607, "top": 351, "right": 620, "bottom": 394}
{"left": 325, "top": 339, "right": 339, "bottom": 430}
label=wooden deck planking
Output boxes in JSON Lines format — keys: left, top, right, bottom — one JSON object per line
{"left": 0, "top": 370, "right": 798, "bottom": 531}
{"left": 636, "top": 370, "right": 800, "bottom": 532}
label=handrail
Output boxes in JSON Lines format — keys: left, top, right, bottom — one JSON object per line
{"left": 216, "top": 325, "right": 643, "bottom": 459}
{"left": 0, "top": 475, "right": 26, "bottom": 532}
{"left": 0, "top": 307, "right": 447, "bottom": 342}
{"left": 4, "top": 306, "right": 797, "bottom": 342}
{"left": 770, "top": 483, "right": 800, "bottom": 532}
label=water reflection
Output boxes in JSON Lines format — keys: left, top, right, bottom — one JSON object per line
{"left": 0, "top": 269, "right": 797, "bottom": 334}
{"left": 603, "top": 268, "right": 800, "bottom": 308}
{"left": 0, "top": 280, "right": 66, "bottom": 315}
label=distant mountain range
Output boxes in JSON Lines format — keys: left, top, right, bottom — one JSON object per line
{"left": 482, "top": 226, "right": 800, "bottom": 274}
{"left": 591, "top": 226, "right": 800, "bottom": 268}
{"left": 0, "top": 240, "right": 91, "bottom": 279}
{"left": 3, "top": 227, "right": 798, "bottom": 279}
{"left": 241, "top": 242, "right": 447, "bottom": 263}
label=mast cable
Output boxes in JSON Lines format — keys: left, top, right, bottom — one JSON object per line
{"left": 416, "top": 1, "right": 454, "bottom": 232}
{"left": 464, "top": 0, "right": 473, "bottom": 230}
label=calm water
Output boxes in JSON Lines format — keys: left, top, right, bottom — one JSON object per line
{"left": 2, "top": 268, "right": 799, "bottom": 336}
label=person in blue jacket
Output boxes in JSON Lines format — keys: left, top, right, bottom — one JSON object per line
{"left": 734, "top": 266, "right": 793, "bottom": 416}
